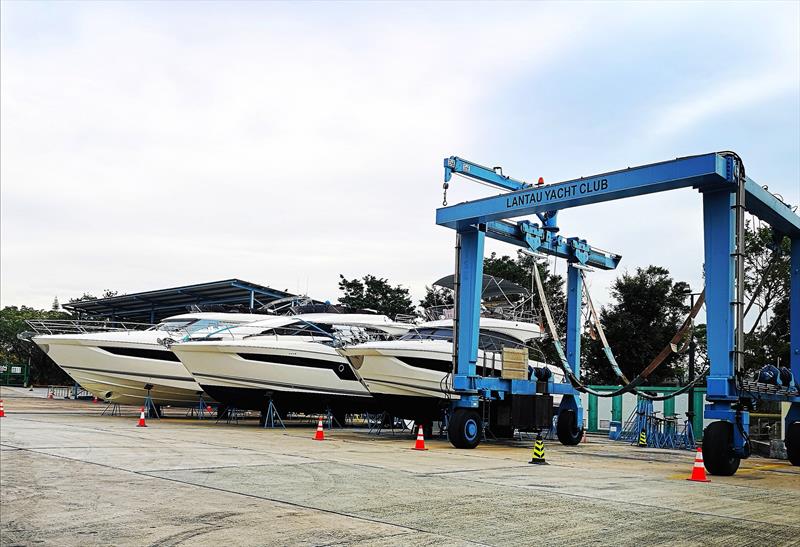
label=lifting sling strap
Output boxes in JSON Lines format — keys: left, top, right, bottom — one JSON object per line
{"left": 533, "top": 262, "right": 707, "bottom": 399}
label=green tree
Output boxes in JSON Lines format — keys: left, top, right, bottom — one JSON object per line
{"left": 741, "top": 221, "right": 791, "bottom": 371}
{"left": 0, "top": 306, "right": 72, "bottom": 385}
{"left": 418, "top": 286, "right": 454, "bottom": 310}
{"left": 417, "top": 251, "right": 566, "bottom": 326}
{"left": 483, "top": 251, "right": 567, "bottom": 330}
{"left": 337, "top": 275, "right": 415, "bottom": 318}
{"left": 583, "top": 266, "right": 691, "bottom": 385}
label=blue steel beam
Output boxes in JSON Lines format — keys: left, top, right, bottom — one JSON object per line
{"left": 439, "top": 153, "right": 800, "bottom": 239}
{"left": 229, "top": 281, "right": 291, "bottom": 301}
{"left": 437, "top": 153, "right": 729, "bottom": 229}
{"left": 444, "top": 156, "right": 529, "bottom": 191}
{"left": 486, "top": 220, "right": 621, "bottom": 270}
{"left": 743, "top": 178, "right": 800, "bottom": 236}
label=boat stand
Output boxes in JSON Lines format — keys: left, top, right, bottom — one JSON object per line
{"left": 185, "top": 396, "right": 210, "bottom": 419}
{"left": 101, "top": 402, "right": 121, "bottom": 416}
{"left": 324, "top": 408, "right": 343, "bottom": 429}
{"left": 262, "top": 398, "right": 285, "bottom": 429}
{"left": 216, "top": 406, "right": 244, "bottom": 424}
{"left": 143, "top": 388, "right": 160, "bottom": 419}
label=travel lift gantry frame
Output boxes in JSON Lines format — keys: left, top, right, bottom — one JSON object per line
{"left": 437, "top": 152, "right": 800, "bottom": 476}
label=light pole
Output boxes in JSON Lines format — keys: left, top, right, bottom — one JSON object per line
{"left": 685, "top": 290, "right": 702, "bottom": 424}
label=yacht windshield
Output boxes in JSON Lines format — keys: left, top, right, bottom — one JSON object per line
{"left": 154, "top": 320, "right": 196, "bottom": 332}
{"left": 154, "top": 319, "right": 246, "bottom": 334}
{"left": 249, "top": 321, "right": 335, "bottom": 338}
{"left": 400, "top": 327, "right": 525, "bottom": 351}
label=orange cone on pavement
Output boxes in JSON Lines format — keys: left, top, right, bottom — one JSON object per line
{"left": 206, "top": 405, "right": 212, "bottom": 413}
{"left": 136, "top": 406, "right": 147, "bottom": 427}
{"left": 314, "top": 416, "right": 325, "bottom": 440}
{"left": 412, "top": 424, "right": 428, "bottom": 451}
{"left": 0, "top": 400, "right": 5, "bottom": 417}
{"left": 687, "top": 447, "right": 710, "bottom": 482}
{"left": 48, "top": 391, "right": 54, "bottom": 400}
{"left": 93, "top": 396, "right": 98, "bottom": 404}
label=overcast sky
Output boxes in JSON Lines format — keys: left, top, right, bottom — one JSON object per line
{"left": 2, "top": 1, "right": 799, "bottom": 312}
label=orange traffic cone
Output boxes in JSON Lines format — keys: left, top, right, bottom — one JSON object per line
{"left": 687, "top": 447, "right": 710, "bottom": 482}
{"left": 136, "top": 407, "right": 147, "bottom": 428}
{"left": 581, "top": 430, "right": 587, "bottom": 443}
{"left": 313, "top": 416, "right": 325, "bottom": 440}
{"left": 206, "top": 405, "right": 212, "bottom": 413}
{"left": 48, "top": 391, "right": 54, "bottom": 400}
{"left": 93, "top": 396, "right": 98, "bottom": 404}
{"left": 0, "top": 400, "right": 5, "bottom": 417}
{"left": 412, "top": 424, "right": 428, "bottom": 451}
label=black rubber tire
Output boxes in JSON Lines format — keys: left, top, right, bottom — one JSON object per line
{"left": 448, "top": 409, "right": 482, "bottom": 449}
{"left": 786, "top": 422, "right": 800, "bottom": 467}
{"left": 556, "top": 409, "right": 583, "bottom": 446}
{"left": 703, "top": 421, "right": 741, "bottom": 476}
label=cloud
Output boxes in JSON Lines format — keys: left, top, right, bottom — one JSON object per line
{"left": 1, "top": 2, "right": 590, "bottom": 307}
{"left": 648, "top": 70, "right": 798, "bottom": 140}
{"left": 1, "top": 2, "right": 798, "bottom": 313}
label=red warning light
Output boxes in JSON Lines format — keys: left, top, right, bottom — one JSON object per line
{"left": 536, "top": 177, "right": 544, "bottom": 186}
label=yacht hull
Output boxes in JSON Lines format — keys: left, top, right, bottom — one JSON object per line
{"left": 339, "top": 341, "right": 564, "bottom": 423}
{"left": 171, "top": 340, "right": 373, "bottom": 415}
{"left": 34, "top": 335, "right": 206, "bottom": 406}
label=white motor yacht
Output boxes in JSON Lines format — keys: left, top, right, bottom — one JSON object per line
{"left": 31, "top": 312, "right": 269, "bottom": 407}
{"left": 337, "top": 317, "right": 564, "bottom": 430}
{"left": 170, "top": 313, "right": 411, "bottom": 420}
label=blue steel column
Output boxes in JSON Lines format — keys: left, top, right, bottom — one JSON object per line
{"left": 558, "top": 264, "right": 584, "bottom": 426}
{"left": 787, "top": 237, "right": 800, "bottom": 428}
{"left": 702, "top": 188, "right": 750, "bottom": 453}
{"left": 702, "top": 189, "right": 737, "bottom": 401}
{"left": 452, "top": 226, "right": 485, "bottom": 406}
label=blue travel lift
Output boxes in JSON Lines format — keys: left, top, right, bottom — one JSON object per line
{"left": 437, "top": 152, "right": 800, "bottom": 476}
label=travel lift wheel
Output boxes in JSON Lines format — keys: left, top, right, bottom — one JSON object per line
{"left": 556, "top": 409, "right": 584, "bottom": 446}
{"left": 786, "top": 422, "right": 800, "bottom": 467}
{"left": 703, "top": 421, "right": 741, "bottom": 476}
{"left": 448, "top": 408, "right": 482, "bottom": 449}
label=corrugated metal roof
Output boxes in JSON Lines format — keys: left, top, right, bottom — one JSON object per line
{"left": 62, "top": 279, "right": 296, "bottom": 322}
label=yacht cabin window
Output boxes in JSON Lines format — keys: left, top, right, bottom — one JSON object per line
{"left": 399, "top": 327, "right": 526, "bottom": 351}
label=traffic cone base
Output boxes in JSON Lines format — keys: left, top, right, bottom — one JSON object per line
{"left": 0, "top": 400, "right": 5, "bottom": 418}
{"left": 687, "top": 447, "right": 710, "bottom": 482}
{"left": 529, "top": 434, "right": 547, "bottom": 464}
{"left": 136, "top": 406, "right": 147, "bottom": 427}
{"left": 412, "top": 425, "right": 428, "bottom": 451}
{"left": 314, "top": 417, "right": 325, "bottom": 440}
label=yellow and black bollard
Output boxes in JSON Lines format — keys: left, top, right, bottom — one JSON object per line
{"left": 529, "top": 432, "right": 548, "bottom": 465}
{"left": 637, "top": 427, "right": 647, "bottom": 447}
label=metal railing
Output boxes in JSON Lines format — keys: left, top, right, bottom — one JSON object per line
{"left": 423, "top": 304, "right": 542, "bottom": 325}
{"left": 48, "top": 384, "right": 93, "bottom": 399}
{"left": 166, "top": 321, "right": 398, "bottom": 348}
{"left": 25, "top": 319, "right": 154, "bottom": 336}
